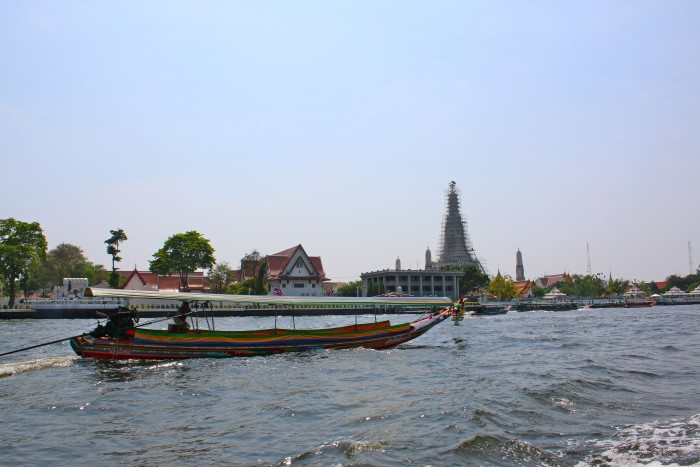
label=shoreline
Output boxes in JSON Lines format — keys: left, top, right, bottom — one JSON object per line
{"left": 1, "top": 299, "right": 698, "bottom": 319}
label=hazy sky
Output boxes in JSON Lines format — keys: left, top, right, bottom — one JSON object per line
{"left": 2, "top": 1, "right": 699, "bottom": 283}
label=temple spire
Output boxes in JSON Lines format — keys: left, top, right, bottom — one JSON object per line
{"left": 437, "top": 181, "right": 482, "bottom": 271}
{"left": 516, "top": 248, "right": 525, "bottom": 281}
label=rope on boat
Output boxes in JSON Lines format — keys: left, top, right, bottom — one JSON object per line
{"left": 0, "top": 335, "right": 88, "bottom": 358}
{"left": 0, "top": 307, "right": 200, "bottom": 359}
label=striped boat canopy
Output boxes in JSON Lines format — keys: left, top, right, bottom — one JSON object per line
{"left": 85, "top": 288, "right": 453, "bottom": 307}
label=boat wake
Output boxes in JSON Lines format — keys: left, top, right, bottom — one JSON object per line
{"left": 582, "top": 413, "right": 700, "bottom": 465}
{"left": 0, "top": 356, "right": 77, "bottom": 378}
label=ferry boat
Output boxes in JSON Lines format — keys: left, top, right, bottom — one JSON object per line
{"left": 623, "top": 286, "right": 655, "bottom": 308}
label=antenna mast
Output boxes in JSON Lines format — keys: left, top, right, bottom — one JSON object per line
{"left": 586, "top": 242, "right": 592, "bottom": 276}
{"left": 690, "top": 240, "right": 694, "bottom": 275}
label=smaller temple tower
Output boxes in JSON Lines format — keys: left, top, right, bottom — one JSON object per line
{"left": 395, "top": 256, "right": 401, "bottom": 271}
{"left": 516, "top": 249, "right": 525, "bottom": 281}
{"left": 425, "top": 246, "right": 432, "bottom": 270}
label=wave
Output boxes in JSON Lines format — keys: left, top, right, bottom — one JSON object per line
{"left": 398, "top": 344, "right": 442, "bottom": 350}
{"left": 524, "top": 377, "right": 637, "bottom": 412}
{"left": 559, "top": 342, "right": 584, "bottom": 349}
{"left": 624, "top": 353, "right": 653, "bottom": 360}
{"left": 470, "top": 408, "right": 511, "bottom": 428}
{"left": 280, "top": 439, "right": 390, "bottom": 464}
{"left": 525, "top": 377, "right": 626, "bottom": 400}
{"left": 452, "top": 434, "right": 558, "bottom": 464}
{"left": 583, "top": 413, "right": 700, "bottom": 465}
{"left": 620, "top": 369, "right": 661, "bottom": 378}
{"left": 0, "top": 356, "right": 76, "bottom": 378}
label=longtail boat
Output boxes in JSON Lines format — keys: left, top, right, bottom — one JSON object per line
{"left": 69, "top": 288, "right": 454, "bottom": 360}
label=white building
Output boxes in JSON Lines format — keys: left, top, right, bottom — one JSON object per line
{"left": 267, "top": 245, "right": 329, "bottom": 296}
{"left": 53, "top": 278, "right": 89, "bottom": 299}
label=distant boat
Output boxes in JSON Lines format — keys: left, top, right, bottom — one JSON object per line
{"left": 472, "top": 304, "right": 510, "bottom": 316}
{"left": 623, "top": 286, "right": 655, "bottom": 308}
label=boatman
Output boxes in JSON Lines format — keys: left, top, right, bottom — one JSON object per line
{"left": 173, "top": 301, "right": 192, "bottom": 333}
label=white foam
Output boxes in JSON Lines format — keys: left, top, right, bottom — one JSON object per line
{"left": 0, "top": 356, "right": 77, "bottom": 378}
{"left": 582, "top": 413, "right": 700, "bottom": 466}
{"left": 551, "top": 397, "right": 575, "bottom": 413}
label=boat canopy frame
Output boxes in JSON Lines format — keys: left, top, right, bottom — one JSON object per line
{"left": 85, "top": 288, "right": 453, "bottom": 308}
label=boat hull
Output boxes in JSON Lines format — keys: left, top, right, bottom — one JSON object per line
{"left": 624, "top": 300, "right": 655, "bottom": 308}
{"left": 70, "top": 310, "right": 450, "bottom": 360}
{"left": 472, "top": 305, "right": 511, "bottom": 316}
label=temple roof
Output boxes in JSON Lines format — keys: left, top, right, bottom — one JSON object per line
{"left": 267, "top": 244, "right": 327, "bottom": 280}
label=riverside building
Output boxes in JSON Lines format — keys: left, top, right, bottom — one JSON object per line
{"left": 360, "top": 264, "right": 463, "bottom": 300}
{"left": 360, "top": 182, "right": 486, "bottom": 300}
{"left": 266, "top": 244, "right": 328, "bottom": 296}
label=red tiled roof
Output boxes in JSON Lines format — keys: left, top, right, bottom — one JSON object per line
{"left": 267, "top": 255, "right": 290, "bottom": 278}
{"left": 271, "top": 245, "right": 301, "bottom": 258}
{"left": 513, "top": 280, "right": 535, "bottom": 297}
{"left": 309, "top": 257, "right": 326, "bottom": 279}
{"left": 537, "top": 274, "right": 566, "bottom": 287}
{"left": 267, "top": 244, "right": 302, "bottom": 278}
{"left": 121, "top": 269, "right": 209, "bottom": 291}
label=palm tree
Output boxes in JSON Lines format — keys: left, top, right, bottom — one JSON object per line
{"left": 105, "top": 229, "right": 127, "bottom": 288}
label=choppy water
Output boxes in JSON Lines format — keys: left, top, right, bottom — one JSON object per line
{"left": 0, "top": 306, "right": 698, "bottom": 465}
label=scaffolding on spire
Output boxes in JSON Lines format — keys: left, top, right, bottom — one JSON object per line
{"left": 437, "top": 181, "right": 485, "bottom": 273}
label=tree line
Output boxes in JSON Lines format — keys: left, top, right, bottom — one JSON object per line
{"left": 0, "top": 218, "right": 131, "bottom": 307}
{"left": 0, "top": 217, "right": 270, "bottom": 307}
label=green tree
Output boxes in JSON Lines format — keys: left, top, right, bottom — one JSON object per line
{"left": 636, "top": 280, "right": 659, "bottom": 296}
{"left": 606, "top": 278, "right": 629, "bottom": 296}
{"left": 556, "top": 274, "right": 606, "bottom": 298}
{"left": 487, "top": 272, "right": 517, "bottom": 300}
{"left": 43, "top": 243, "right": 94, "bottom": 282}
{"left": 241, "top": 250, "right": 262, "bottom": 262}
{"left": 105, "top": 228, "right": 128, "bottom": 288}
{"left": 230, "top": 277, "right": 256, "bottom": 295}
{"left": 32, "top": 244, "right": 109, "bottom": 296}
{"left": 664, "top": 271, "right": 700, "bottom": 293}
{"left": 531, "top": 285, "right": 546, "bottom": 298}
{"left": 253, "top": 258, "right": 268, "bottom": 295}
{"left": 0, "top": 218, "right": 48, "bottom": 307}
{"left": 149, "top": 231, "right": 215, "bottom": 291}
{"left": 460, "top": 265, "right": 490, "bottom": 294}
{"left": 366, "top": 281, "right": 383, "bottom": 297}
{"left": 338, "top": 280, "right": 362, "bottom": 297}
{"left": 440, "top": 264, "right": 490, "bottom": 296}
{"left": 208, "top": 261, "right": 234, "bottom": 294}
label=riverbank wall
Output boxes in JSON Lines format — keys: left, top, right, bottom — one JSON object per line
{"left": 0, "top": 306, "right": 429, "bottom": 319}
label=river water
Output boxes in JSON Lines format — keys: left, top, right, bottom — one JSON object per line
{"left": 0, "top": 306, "right": 698, "bottom": 465}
